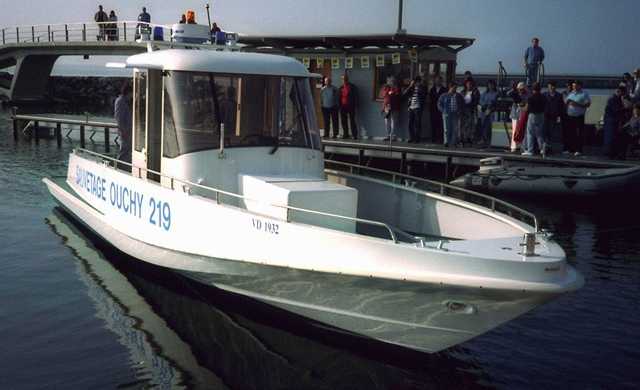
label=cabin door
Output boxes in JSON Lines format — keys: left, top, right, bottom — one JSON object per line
{"left": 131, "top": 69, "right": 162, "bottom": 182}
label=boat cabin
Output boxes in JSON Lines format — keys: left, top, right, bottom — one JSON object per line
{"left": 126, "top": 48, "right": 358, "bottom": 232}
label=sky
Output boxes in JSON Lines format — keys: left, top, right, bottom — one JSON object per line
{"left": 1, "top": 0, "right": 638, "bottom": 76}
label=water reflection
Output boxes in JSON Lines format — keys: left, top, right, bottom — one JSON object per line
{"left": 46, "top": 207, "right": 493, "bottom": 389}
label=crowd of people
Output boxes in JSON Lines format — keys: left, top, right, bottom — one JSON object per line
{"left": 361, "top": 36, "right": 640, "bottom": 160}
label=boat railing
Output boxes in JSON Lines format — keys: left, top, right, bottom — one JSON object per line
{"left": 74, "top": 148, "right": 402, "bottom": 243}
{"left": 0, "top": 21, "right": 173, "bottom": 45}
{"left": 324, "top": 159, "right": 539, "bottom": 233}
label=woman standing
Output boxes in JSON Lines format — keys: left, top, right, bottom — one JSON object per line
{"left": 107, "top": 10, "right": 118, "bottom": 41}
{"left": 510, "top": 82, "right": 529, "bottom": 152}
{"left": 478, "top": 80, "right": 498, "bottom": 147}
{"left": 381, "top": 77, "right": 401, "bottom": 141}
{"left": 460, "top": 79, "right": 479, "bottom": 146}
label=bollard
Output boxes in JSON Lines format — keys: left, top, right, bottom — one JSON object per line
{"left": 523, "top": 232, "right": 536, "bottom": 257}
{"left": 104, "top": 127, "right": 110, "bottom": 153}
{"left": 55, "top": 123, "right": 62, "bottom": 148}
{"left": 80, "top": 125, "right": 85, "bottom": 148}
{"left": 34, "top": 121, "right": 40, "bottom": 144}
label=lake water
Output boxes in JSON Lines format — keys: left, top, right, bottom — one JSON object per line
{"left": 1, "top": 107, "right": 639, "bottom": 389}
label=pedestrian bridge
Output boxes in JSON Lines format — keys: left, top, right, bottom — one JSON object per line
{"left": 0, "top": 21, "right": 165, "bottom": 102}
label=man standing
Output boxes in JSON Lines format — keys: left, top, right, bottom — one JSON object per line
{"left": 543, "top": 81, "right": 564, "bottom": 152}
{"left": 565, "top": 80, "right": 591, "bottom": 156}
{"left": 524, "top": 37, "right": 545, "bottom": 86}
{"left": 94, "top": 5, "right": 108, "bottom": 41}
{"left": 136, "top": 7, "right": 151, "bottom": 39}
{"left": 114, "top": 83, "right": 132, "bottom": 165}
{"left": 631, "top": 68, "right": 640, "bottom": 103}
{"left": 523, "top": 82, "right": 546, "bottom": 156}
{"left": 437, "top": 81, "right": 463, "bottom": 147}
{"left": 602, "top": 85, "right": 629, "bottom": 158}
{"left": 339, "top": 74, "right": 358, "bottom": 139}
{"left": 320, "top": 77, "right": 339, "bottom": 138}
{"left": 380, "top": 77, "right": 401, "bottom": 141}
{"left": 403, "top": 75, "right": 426, "bottom": 143}
{"left": 428, "top": 75, "right": 446, "bottom": 143}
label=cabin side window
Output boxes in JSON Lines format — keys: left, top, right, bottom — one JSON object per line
{"left": 133, "top": 71, "right": 147, "bottom": 152}
{"left": 162, "top": 71, "right": 320, "bottom": 158}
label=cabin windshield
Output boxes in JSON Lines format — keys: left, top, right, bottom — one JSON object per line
{"left": 162, "top": 71, "right": 321, "bottom": 158}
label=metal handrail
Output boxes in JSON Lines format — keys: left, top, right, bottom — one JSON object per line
{"left": 13, "top": 114, "right": 118, "bottom": 128}
{"left": 74, "top": 148, "right": 399, "bottom": 243}
{"left": 324, "top": 159, "right": 539, "bottom": 232}
{"left": 1, "top": 21, "right": 172, "bottom": 45}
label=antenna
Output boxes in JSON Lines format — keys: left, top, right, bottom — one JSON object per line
{"left": 396, "top": 0, "right": 406, "bottom": 34}
{"left": 205, "top": 3, "right": 212, "bottom": 31}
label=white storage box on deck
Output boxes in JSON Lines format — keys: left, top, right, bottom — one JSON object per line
{"left": 239, "top": 175, "right": 358, "bottom": 233}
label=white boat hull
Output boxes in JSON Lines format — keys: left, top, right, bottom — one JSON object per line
{"left": 43, "top": 153, "right": 583, "bottom": 352}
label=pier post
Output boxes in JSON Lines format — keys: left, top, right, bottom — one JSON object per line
{"left": 104, "top": 127, "right": 110, "bottom": 153}
{"left": 31, "top": 26, "right": 34, "bottom": 42}
{"left": 34, "top": 121, "right": 40, "bottom": 144}
{"left": 80, "top": 125, "right": 86, "bottom": 148}
{"left": 2, "top": 28, "right": 5, "bottom": 44}
{"left": 65, "top": 24, "right": 68, "bottom": 41}
{"left": 16, "top": 27, "right": 19, "bottom": 43}
{"left": 444, "top": 156, "right": 452, "bottom": 182}
{"left": 47, "top": 25, "right": 51, "bottom": 42}
{"left": 55, "top": 123, "right": 62, "bottom": 148}
{"left": 400, "top": 152, "right": 407, "bottom": 174}
{"left": 82, "top": 24, "right": 86, "bottom": 41}
{"left": 11, "top": 107, "right": 18, "bottom": 141}
{"left": 123, "top": 22, "right": 126, "bottom": 41}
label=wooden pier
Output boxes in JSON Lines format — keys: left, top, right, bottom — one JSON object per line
{"left": 10, "top": 112, "right": 638, "bottom": 182}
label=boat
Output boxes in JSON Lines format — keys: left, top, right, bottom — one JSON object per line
{"left": 43, "top": 27, "right": 582, "bottom": 353}
{"left": 450, "top": 156, "right": 640, "bottom": 196}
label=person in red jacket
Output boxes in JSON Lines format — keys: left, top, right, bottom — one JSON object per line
{"left": 339, "top": 74, "right": 358, "bottom": 139}
{"left": 381, "top": 76, "right": 401, "bottom": 141}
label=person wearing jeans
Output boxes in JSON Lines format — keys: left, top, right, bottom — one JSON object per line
{"left": 403, "top": 76, "right": 427, "bottom": 143}
{"left": 437, "top": 82, "right": 463, "bottom": 147}
{"left": 478, "top": 80, "right": 498, "bottom": 147}
{"left": 565, "top": 80, "right": 591, "bottom": 156}
{"left": 523, "top": 83, "right": 547, "bottom": 156}
{"left": 320, "top": 77, "right": 339, "bottom": 138}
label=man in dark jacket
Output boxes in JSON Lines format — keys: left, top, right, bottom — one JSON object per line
{"left": 428, "top": 75, "right": 447, "bottom": 143}
{"left": 543, "top": 81, "right": 564, "bottom": 151}
{"left": 339, "top": 74, "right": 358, "bottom": 139}
{"left": 94, "top": 5, "right": 108, "bottom": 41}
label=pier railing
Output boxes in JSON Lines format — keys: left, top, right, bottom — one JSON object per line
{"left": 325, "top": 159, "right": 539, "bottom": 232}
{"left": 1, "top": 21, "right": 172, "bottom": 45}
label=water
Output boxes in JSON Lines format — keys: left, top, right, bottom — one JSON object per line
{"left": 1, "top": 107, "right": 639, "bottom": 389}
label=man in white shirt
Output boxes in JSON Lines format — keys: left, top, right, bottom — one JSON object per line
{"left": 564, "top": 80, "right": 591, "bottom": 156}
